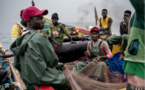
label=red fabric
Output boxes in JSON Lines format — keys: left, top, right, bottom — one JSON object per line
{"left": 101, "top": 43, "right": 106, "bottom": 56}
{"left": 20, "top": 9, "right": 24, "bottom": 15}
{"left": 57, "top": 46, "right": 61, "bottom": 52}
{"left": 78, "top": 28, "right": 90, "bottom": 35}
{"left": 88, "top": 42, "right": 92, "bottom": 56}
{"left": 34, "top": 86, "right": 38, "bottom": 90}
{"left": 34, "top": 85, "right": 54, "bottom": 90}
{"left": 106, "top": 52, "right": 113, "bottom": 58}
{"left": 90, "top": 27, "right": 99, "bottom": 32}
{"left": 88, "top": 42, "right": 91, "bottom": 50}
{"left": 23, "top": 6, "right": 48, "bottom": 21}
{"left": 102, "top": 43, "right": 112, "bottom": 58}
{"left": 105, "top": 46, "right": 109, "bottom": 50}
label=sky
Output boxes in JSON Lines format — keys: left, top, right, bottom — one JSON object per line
{"left": 0, "top": 0, "right": 134, "bottom": 27}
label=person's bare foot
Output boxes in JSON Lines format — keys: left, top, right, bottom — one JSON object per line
{"left": 119, "top": 53, "right": 125, "bottom": 60}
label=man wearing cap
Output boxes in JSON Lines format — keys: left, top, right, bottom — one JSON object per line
{"left": 11, "top": 9, "right": 27, "bottom": 42}
{"left": 10, "top": 6, "right": 68, "bottom": 89}
{"left": 73, "top": 27, "right": 113, "bottom": 71}
{"left": 49, "top": 13, "right": 73, "bottom": 54}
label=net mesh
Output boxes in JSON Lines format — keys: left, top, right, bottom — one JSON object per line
{"left": 63, "top": 61, "right": 127, "bottom": 90}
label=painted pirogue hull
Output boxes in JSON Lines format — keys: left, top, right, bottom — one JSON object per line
{"left": 0, "top": 42, "right": 27, "bottom": 90}
{"left": 65, "top": 27, "right": 90, "bottom": 37}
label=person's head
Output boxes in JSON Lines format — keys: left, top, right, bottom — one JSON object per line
{"left": 90, "top": 27, "right": 99, "bottom": 42}
{"left": 51, "top": 13, "right": 59, "bottom": 25}
{"left": 20, "top": 9, "right": 27, "bottom": 26}
{"left": 102, "top": 9, "right": 108, "bottom": 18}
{"left": 22, "top": 6, "right": 48, "bottom": 30}
{"left": 124, "top": 10, "right": 132, "bottom": 21}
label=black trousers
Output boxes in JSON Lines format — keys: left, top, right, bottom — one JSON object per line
{"left": 49, "top": 38, "right": 61, "bottom": 54}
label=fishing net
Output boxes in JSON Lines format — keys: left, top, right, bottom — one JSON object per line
{"left": 63, "top": 61, "right": 127, "bottom": 90}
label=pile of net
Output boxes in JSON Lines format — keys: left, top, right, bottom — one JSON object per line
{"left": 63, "top": 61, "right": 127, "bottom": 90}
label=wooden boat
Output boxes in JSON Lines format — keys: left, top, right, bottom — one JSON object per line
{"left": 0, "top": 40, "right": 123, "bottom": 90}
{"left": 0, "top": 1, "right": 125, "bottom": 89}
{"left": 0, "top": 24, "right": 122, "bottom": 90}
{"left": 0, "top": 42, "right": 27, "bottom": 90}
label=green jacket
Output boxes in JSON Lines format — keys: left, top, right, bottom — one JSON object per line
{"left": 10, "top": 31, "right": 68, "bottom": 88}
{"left": 49, "top": 24, "right": 70, "bottom": 46}
{"left": 124, "top": 0, "right": 145, "bottom": 63}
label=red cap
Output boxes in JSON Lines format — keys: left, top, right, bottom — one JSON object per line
{"left": 22, "top": 6, "right": 48, "bottom": 21}
{"left": 20, "top": 9, "right": 24, "bottom": 15}
{"left": 90, "top": 27, "right": 99, "bottom": 32}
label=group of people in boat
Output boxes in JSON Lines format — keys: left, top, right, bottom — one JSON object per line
{"left": 0, "top": 0, "right": 144, "bottom": 89}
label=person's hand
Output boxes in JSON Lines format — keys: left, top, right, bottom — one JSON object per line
{"left": 71, "top": 41, "right": 76, "bottom": 44}
{"left": 124, "top": 17, "right": 129, "bottom": 24}
{"left": 81, "top": 35, "right": 85, "bottom": 41}
{"left": 102, "top": 27, "right": 105, "bottom": 30}
{"left": 46, "top": 36, "right": 49, "bottom": 39}
{"left": 62, "top": 64, "right": 66, "bottom": 71}
{"left": 124, "top": 73, "right": 127, "bottom": 80}
{"left": 100, "top": 27, "right": 104, "bottom": 30}
{"left": 93, "top": 56, "right": 102, "bottom": 62}
{"left": 119, "top": 52, "right": 125, "bottom": 60}
{"left": 84, "top": 51, "right": 89, "bottom": 57}
{"left": 120, "top": 22, "right": 124, "bottom": 26}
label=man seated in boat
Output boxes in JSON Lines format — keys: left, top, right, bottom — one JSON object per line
{"left": 99, "top": 9, "right": 113, "bottom": 36}
{"left": 49, "top": 13, "right": 73, "bottom": 54}
{"left": 70, "top": 27, "right": 79, "bottom": 36}
{"left": 10, "top": 6, "right": 68, "bottom": 89}
{"left": 11, "top": 9, "right": 27, "bottom": 42}
{"left": 106, "top": 10, "right": 131, "bottom": 59}
{"left": 73, "top": 27, "right": 113, "bottom": 72}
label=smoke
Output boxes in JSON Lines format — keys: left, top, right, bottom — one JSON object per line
{"left": 77, "top": 0, "right": 134, "bottom": 32}
{"left": 96, "top": 0, "right": 134, "bottom": 32}
{"left": 77, "top": 0, "right": 122, "bottom": 27}
{"left": 77, "top": 1, "right": 94, "bottom": 26}
{"left": 96, "top": 0, "right": 124, "bottom": 23}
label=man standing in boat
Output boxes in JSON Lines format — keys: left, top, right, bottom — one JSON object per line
{"left": 124, "top": 0, "right": 145, "bottom": 89}
{"left": 10, "top": 6, "right": 68, "bottom": 89}
{"left": 49, "top": 13, "right": 73, "bottom": 54}
{"left": 106, "top": 10, "right": 131, "bottom": 60}
{"left": 99, "top": 9, "right": 113, "bottom": 35}
{"left": 11, "top": 9, "right": 27, "bottom": 42}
